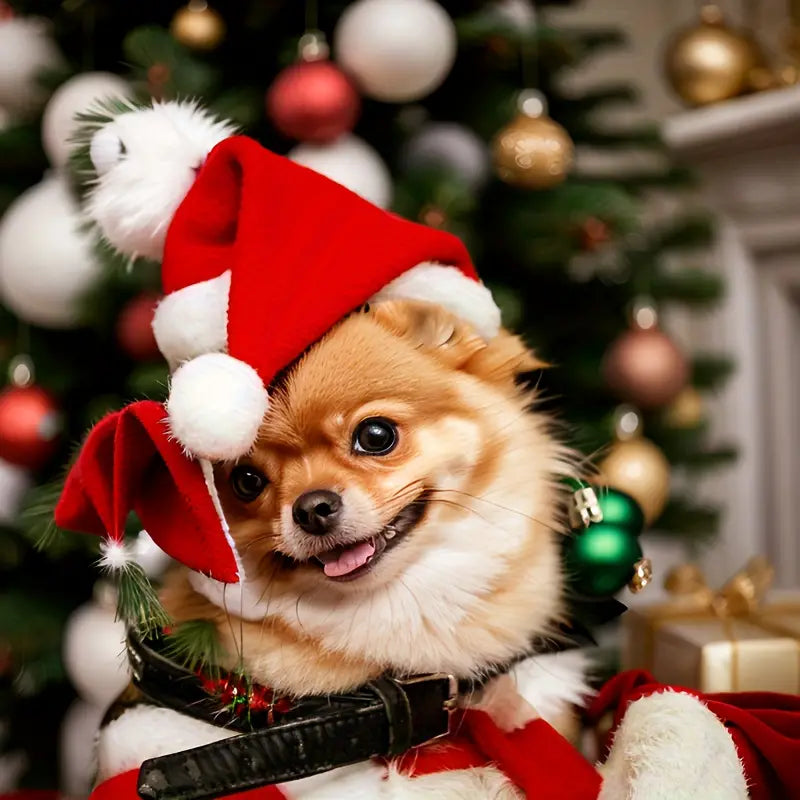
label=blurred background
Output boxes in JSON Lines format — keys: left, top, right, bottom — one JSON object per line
{"left": 0, "top": 0, "right": 797, "bottom": 795}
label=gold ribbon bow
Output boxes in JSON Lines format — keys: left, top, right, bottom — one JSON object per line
{"left": 663, "top": 556, "right": 775, "bottom": 618}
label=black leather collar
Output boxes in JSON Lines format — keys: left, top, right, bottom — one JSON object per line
{"left": 127, "top": 617, "right": 599, "bottom": 800}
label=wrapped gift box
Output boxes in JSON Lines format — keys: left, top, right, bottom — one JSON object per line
{"left": 622, "top": 561, "right": 800, "bottom": 693}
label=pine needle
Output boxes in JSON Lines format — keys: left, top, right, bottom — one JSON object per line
{"left": 114, "top": 561, "right": 172, "bottom": 636}
{"left": 163, "top": 619, "right": 224, "bottom": 676}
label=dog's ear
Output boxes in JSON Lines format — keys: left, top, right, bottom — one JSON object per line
{"left": 370, "top": 300, "right": 486, "bottom": 368}
{"left": 462, "top": 330, "right": 549, "bottom": 386}
{"left": 370, "top": 300, "right": 546, "bottom": 384}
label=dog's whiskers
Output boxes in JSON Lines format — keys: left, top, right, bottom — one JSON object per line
{"left": 425, "top": 489, "right": 561, "bottom": 536}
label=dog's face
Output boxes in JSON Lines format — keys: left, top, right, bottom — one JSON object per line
{"left": 213, "top": 301, "right": 569, "bottom": 678}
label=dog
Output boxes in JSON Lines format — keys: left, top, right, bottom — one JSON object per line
{"left": 96, "top": 299, "right": 591, "bottom": 798}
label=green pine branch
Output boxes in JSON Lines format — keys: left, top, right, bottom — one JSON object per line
{"left": 654, "top": 498, "right": 721, "bottom": 540}
{"left": 561, "top": 85, "right": 639, "bottom": 113}
{"left": 651, "top": 214, "right": 715, "bottom": 251}
{"left": 692, "top": 354, "right": 736, "bottom": 390}
{"left": 673, "top": 447, "right": 739, "bottom": 471}
{"left": 650, "top": 268, "right": 725, "bottom": 306}
{"left": 571, "top": 124, "right": 662, "bottom": 148}
{"left": 164, "top": 619, "right": 225, "bottom": 675}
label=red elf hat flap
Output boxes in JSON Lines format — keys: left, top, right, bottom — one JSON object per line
{"left": 55, "top": 410, "right": 120, "bottom": 538}
{"left": 120, "top": 402, "right": 239, "bottom": 582}
{"left": 56, "top": 401, "right": 239, "bottom": 583}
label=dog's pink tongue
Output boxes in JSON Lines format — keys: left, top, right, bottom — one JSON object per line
{"left": 321, "top": 540, "right": 376, "bottom": 577}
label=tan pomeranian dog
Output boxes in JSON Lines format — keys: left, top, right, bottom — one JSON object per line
{"left": 97, "top": 300, "right": 591, "bottom": 798}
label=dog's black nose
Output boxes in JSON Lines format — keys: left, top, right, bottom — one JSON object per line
{"left": 292, "top": 490, "right": 342, "bottom": 535}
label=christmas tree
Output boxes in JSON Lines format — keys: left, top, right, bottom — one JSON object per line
{"left": 0, "top": 0, "right": 733, "bottom": 791}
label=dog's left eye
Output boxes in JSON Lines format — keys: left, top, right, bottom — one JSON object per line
{"left": 230, "top": 465, "right": 268, "bottom": 502}
{"left": 352, "top": 417, "right": 398, "bottom": 455}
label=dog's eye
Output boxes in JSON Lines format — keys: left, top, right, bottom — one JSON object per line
{"left": 353, "top": 417, "right": 398, "bottom": 455}
{"left": 230, "top": 465, "right": 268, "bottom": 502}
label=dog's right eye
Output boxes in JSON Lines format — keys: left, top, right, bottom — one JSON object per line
{"left": 230, "top": 465, "right": 268, "bottom": 502}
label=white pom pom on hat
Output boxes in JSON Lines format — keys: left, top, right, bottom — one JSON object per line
{"left": 167, "top": 353, "right": 268, "bottom": 462}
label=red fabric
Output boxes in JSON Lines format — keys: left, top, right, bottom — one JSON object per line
{"left": 55, "top": 400, "right": 237, "bottom": 582}
{"left": 162, "top": 136, "right": 476, "bottom": 387}
{"left": 396, "top": 710, "right": 601, "bottom": 799}
{"left": 587, "top": 670, "right": 800, "bottom": 800}
{"left": 90, "top": 769, "right": 287, "bottom": 800}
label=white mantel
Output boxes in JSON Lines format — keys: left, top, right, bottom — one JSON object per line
{"left": 664, "top": 87, "right": 800, "bottom": 586}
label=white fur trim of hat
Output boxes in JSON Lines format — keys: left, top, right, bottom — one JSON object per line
{"left": 158, "top": 262, "right": 500, "bottom": 461}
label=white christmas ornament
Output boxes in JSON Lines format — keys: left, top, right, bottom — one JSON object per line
{"left": 0, "top": 18, "right": 63, "bottom": 116}
{"left": 63, "top": 594, "right": 130, "bottom": 707}
{"left": 60, "top": 700, "right": 104, "bottom": 798}
{"left": 42, "top": 71, "right": 131, "bottom": 168}
{"left": 82, "top": 100, "right": 235, "bottom": 262}
{"left": 0, "top": 457, "right": 30, "bottom": 525}
{"left": 0, "top": 176, "right": 100, "bottom": 328}
{"left": 289, "top": 135, "right": 392, "bottom": 209}
{"left": 402, "top": 122, "right": 490, "bottom": 189}
{"left": 132, "top": 530, "right": 172, "bottom": 579}
{"left": 334, "top": 0, "right": 457, "bottom": 103}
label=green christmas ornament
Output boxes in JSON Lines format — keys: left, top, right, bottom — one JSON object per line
{"left": 594, "top": 487, "right": 644, "bottom": 534}
{"left": 564, "top": 522, "right": 643, "bottom": 597}
{"left": 563, "top": 483, "right": 647, "bottom": 597}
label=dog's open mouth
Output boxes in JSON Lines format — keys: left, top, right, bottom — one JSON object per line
{"left": 313, "top": 495, "right": 429, "bottom": 582}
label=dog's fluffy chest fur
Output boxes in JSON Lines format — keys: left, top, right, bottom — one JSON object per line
{"left": 96, "top": 650, "right": 589, "bottom": 798}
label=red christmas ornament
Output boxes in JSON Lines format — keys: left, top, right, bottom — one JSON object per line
{"left": 603, "top": 322, "right": 690, "bottom": 409}
{"left": 266, "top": 59, "right": 360, "bottom": 143}
{"left": 0, "top": 384, "right": 61, "bottom": 469}
{"left": 116, "top": 293, "right": 161, "bottom": 361}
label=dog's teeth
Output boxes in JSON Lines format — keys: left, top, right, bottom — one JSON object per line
{"left": 385, "top": 528, "right": 396, "bottom": 540}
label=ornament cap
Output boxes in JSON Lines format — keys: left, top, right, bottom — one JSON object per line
{"left": 298, "top": 30, "right": 330, "bottom": 62}
{"left": 699, "top": 3, "right": 724, "bottom": 26}
{"left": 630, "top": 297, "right": 658, "bottom": 330}
{"left": 517, "top": 89, "right": 547, "bottom": 119}
{"left": 629, "top": 557, "right": 653, "bottom": 593}
{"left": 613, "top": 404, "right": 642, "bottom": 441}
{"left": 8, "top": 353, "right": 34, "bottom": 387}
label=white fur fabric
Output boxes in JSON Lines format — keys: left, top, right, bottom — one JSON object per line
{"left": 167, "top": 352, "right": 268, "bottom": 461}
{"left": 84, "top": 101, "right": 235, "bottom": 261}
{"left": 96, "top": 705, "right": 235, "bottom": 782}
{"left": 598, "top": 690, "right": 748, "bottom": 800}
{"left": 372, "top": 263, "right": 501, "bottom": 341}
{"left": 510, "top": 649, "right": 593, "bottom": 723}
{"left": 152, "top": 271, "right": 230, "bottom": 368}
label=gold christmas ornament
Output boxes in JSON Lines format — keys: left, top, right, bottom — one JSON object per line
{"left": 170, "top": 1, "right": 226, "bottom": 51}
{"left": 663, "top": 386, "right": 704, "bottom": 429}
{"left": 492, "top": 91, "right": 573, "bottom": 189}
{"left": 598, "top": 436, "right": 670, "bottom": 525}
{"left": 664, "top": 4, "right": 760, "bottom": 106}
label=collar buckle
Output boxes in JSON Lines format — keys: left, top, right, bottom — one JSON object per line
{"left": 381, "top": 673, "right": 457, "bottom": 754}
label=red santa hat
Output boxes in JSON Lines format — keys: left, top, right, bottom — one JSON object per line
{"left": 151, "top": 135, "right": 498, "bottom": 461}
{"left": 56, "top": 135, "right": 500, "bottom": 584}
